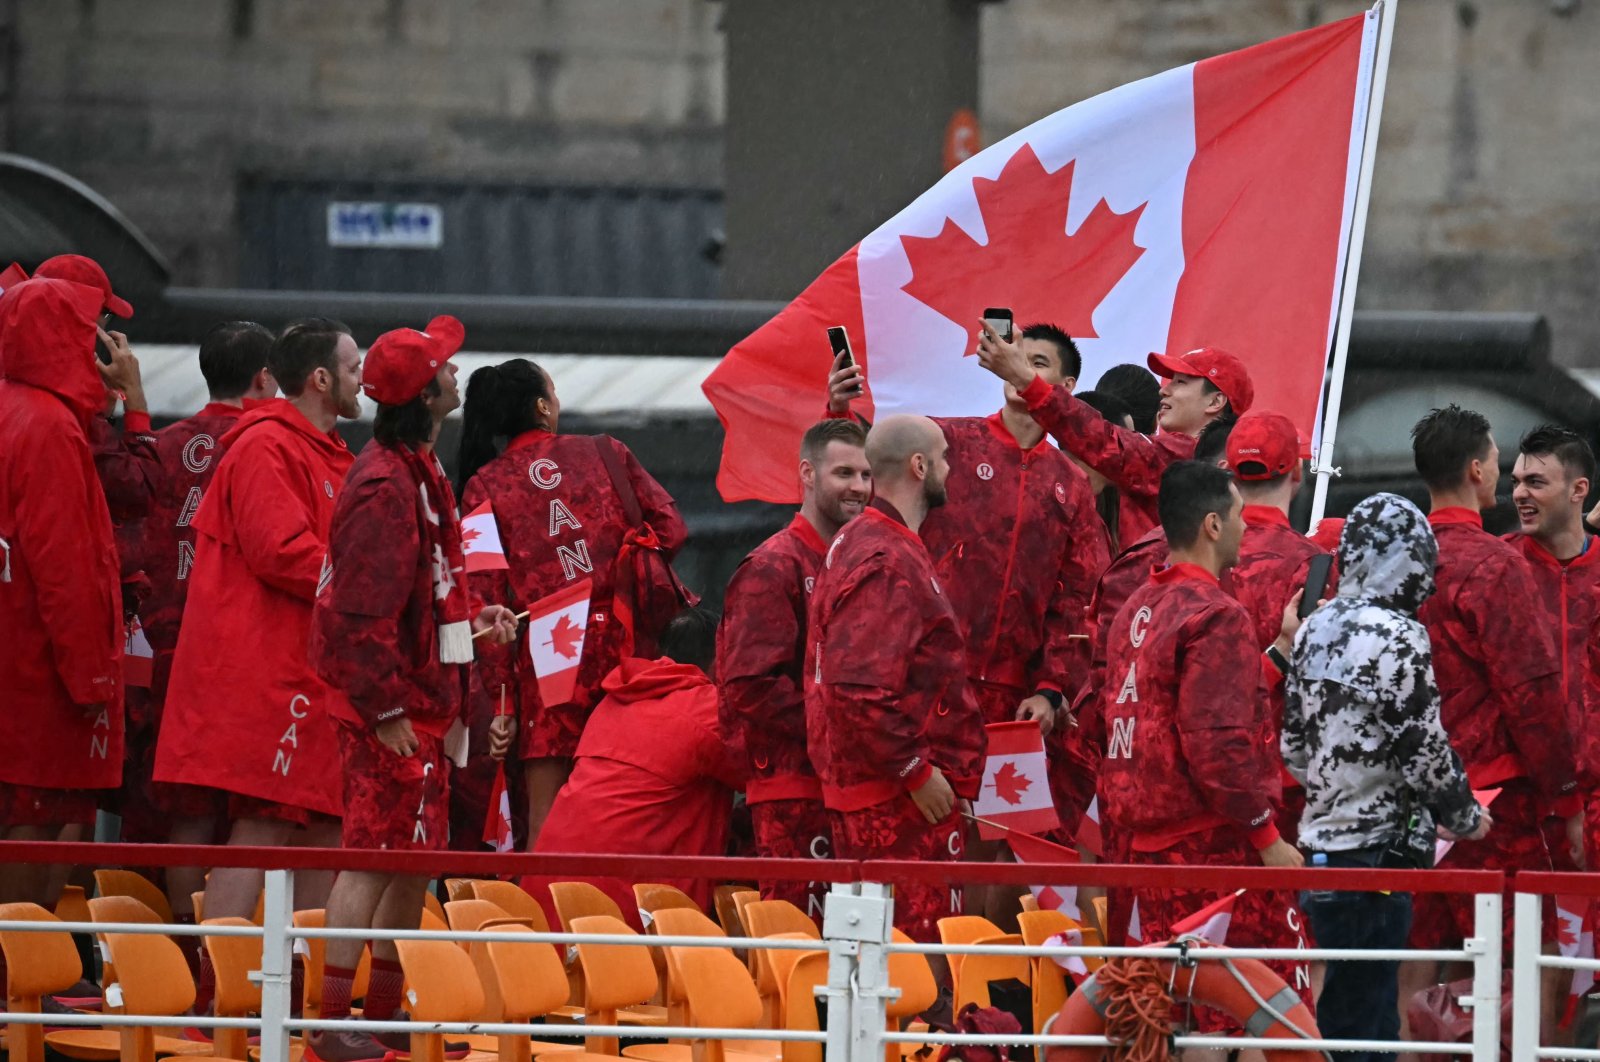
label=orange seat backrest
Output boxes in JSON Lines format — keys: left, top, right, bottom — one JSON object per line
{"left": 444, "top": 879, "right": 476, "bottom": 902}
{"left": 730, "top": 890, "right": 760, "bottom": 935}
{"left": 674, "top": 944, "right": 763, "bottom": 1030}
{"left": 886, "top": 928, "right": 937, "bottom": 1020}
{"left": 204, "top": 918, "right": 263, "bottom": 1017}
{"left": 648, "top": 908, "right": 728, "bottom": 1005}
{"left": 470, "top": 881, "right": 550, "bottom": 932}
{"left": 484, "top": 924, "right": 571, "bottom": 1022}
{"left": 87, "top": 895, "right": 162, "bottom": 926}
{"left": 396, "top": 938, "right": 485, "bottom": 1023}
{"left": 103, "top": 931, "right": 195, "bottom": 1017}
{"left": 711, "top": 885, "right": 754, "bottom": 936}
{"left": 445, "top": 899, "right": 513, "bottom": 935}
{"left": 419, "top": 905, "right": 449, "bottom": 932}
{"left": 549, "top": 882, "right": 623, "bottom": 933}
{"left": 0, "top": 903, "right": 82, "bottom": 999}
{"left": 633, "top": 884, "right": 700, "bottom": 920}
{"left": 92, "top": 870, "right": 174, "bottom": 924}
{"left": 54, "top": 886, "right": 91, "bottom": 926}
{"left": 745, "top": 900, "right": 821, "bottom": 996}
{"left": 423, "top": 890, "right": 447, "bottom": 925}
{"left": 567, "top": 914, "right": 658, "bottom": 1011}
{"left": 936, "top": 915, "right": 1005, "bottom": 993}
{"left": 781, "top": 950, "right": 831, "bottom": 1062}
{"left": 951, "top": 934, "right": 1030, "bottom": 1015}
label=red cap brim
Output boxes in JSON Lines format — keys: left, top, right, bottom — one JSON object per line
{"left": 1146, "top": 351, "right": 1188, "bottom": 380}
{"left": 105, "top": 292, "right": 134, "bottom": 319}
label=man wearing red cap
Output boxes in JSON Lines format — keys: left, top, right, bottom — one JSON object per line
{"left": 156, "top": 318, "right": 360, "bottom": 1023}
{"left": 976, "top": 329, "right": 1252, "bottom": 544}
{"left": 1223, "top": 410, "right": 1332, "bottom": 843}
{"left": 308, "top": 316, "right": 518, "bottom": 1062}
{"left": 806, "top": 415, "right": 986, "bottom": 949}
{"left": 1404, "top": 406, "right": 1579, "bottom": 1027}
{"left": 0, "top": 277, "right": 126, "bottom": 904}
{"left": 718, "top": 417, "right": 870, "bottom": 918}
{"left": 1100, "top": 461, "right": 1309, "bottom": 1024}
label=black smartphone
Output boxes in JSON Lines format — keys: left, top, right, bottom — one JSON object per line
{"left": 1298, "top": 553, "right": 1335, "bottom": 618}
{"left": 826, "top": 325, "right": 854, "bottom": 369}
{"left": 982, "top": 307, "right": 1014, "bottom": 342}
{"left": 94, "top": 314, "right": 114, "bottom": 365}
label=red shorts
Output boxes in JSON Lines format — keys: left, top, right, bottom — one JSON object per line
{"left": 0, "top": 783, "right": 99, "bottom": 828}
{"left": 1411, "top": 782, "right": 1555, "bottom": 952}
{"left": 337, "top": 719, "right": 451, "bottom": 851}
{"left": 831, "top": 797, "right": 965, "bottom": 943}
{"left": 227, "top": 792, "right": 322, "bottom": 828}
{"left": 1128, "top": 832, "right": 1312, "bottom": 1034}
{"left": 751, "top": 797, "right": 834, "bottom": 923}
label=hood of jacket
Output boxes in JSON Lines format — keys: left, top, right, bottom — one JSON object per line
{"left": 600, "top": 657, "right": 711, "bottom": 703}
{"left": 220, "top": 396, "right": 351, "bottom": 459}
{"left": 0, "top": 278, "right": 108, "bottom": 424}
{"left": 1336, "top": 492, "right": 1436, "bottom": 614}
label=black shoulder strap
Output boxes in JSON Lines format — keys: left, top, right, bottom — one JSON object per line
{"left": 594, "top": 436, "right": 643, "bottom": 528}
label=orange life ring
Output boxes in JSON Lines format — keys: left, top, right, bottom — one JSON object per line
{"left": 1044, "top": 953, "right": 1320, "bottom": 1062}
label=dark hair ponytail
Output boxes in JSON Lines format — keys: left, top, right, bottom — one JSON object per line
{"left": 456, "top": 358, "right": 552, "bottom": 491}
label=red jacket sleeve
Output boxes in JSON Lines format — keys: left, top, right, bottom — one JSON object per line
{"left": 1035, "top": 473, "right": 1110, "bottom": 692}
{"left": 16, "top": 433, "right": 120, "bottom": 704}
{"left": 1019, "top": 376, "right": 1190, "bottom": 502}
{"left": 89, "top": 413, "right": 160, "bottom": 523}
{"left": 1471, "top": 553, "right": 1576, "bottom": 804}
{"left": 717, "top": 552, "right": 807, "bottom": 758}
{"left": 613, "top": 438, "right": 688, "bottom": 558}
{"left": 1175, "top": 602, "right": 1281, "bottom": 848}
{"left": 313, "top": 474, "right": 420, "bottom": 726}
{"left": 227, "top": 437, "right": 334, "bottom": 602}
{"left": 817, "top": 559, "right": 933, "bottom": 788}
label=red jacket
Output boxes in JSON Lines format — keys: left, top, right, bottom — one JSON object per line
{"left": 1505, "top": 533, "right": 1600, "bottom": 748}
{"left": 1100, "top": 564, "right": 1281, "bottom": 852}
{"left": 1018, "top": 376, "right": 1195, "bottom": 545}
{"left": 464, "top": 430, "right": 687, "bottom": 727}
{"left": 311, "top": 442, "right": 468, "bottom": 735}
{"left": 1420, "top": 508, "right": 1576, "bottom": 806}
{"left": 155, "top": 399, "right": 353, "bottom": 816}
{"left": 922, "top": 413, "right": 1108, "bottom": 697}
{"left": 717, "top": 512, "right": 829, "bottom": 804}
{"left": 89, "top": 411, "right": 160, "bottom": 526}
{"left": 0, "top": 278, "right": 125, "bottom": 789}
{"left": 529, "top": 658, "right": 744, "bottom": 926}
{"left": 804, "top": 500, "right": 986, "bottom": 811}
{"left": 136, "top": 403, "right": 247, "bottom": 652}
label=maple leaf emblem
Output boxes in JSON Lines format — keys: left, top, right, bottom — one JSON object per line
{"left": 462, "top": 526, "right": 482, "bottom": 546}
{"left": 900, "top": 142, "right": 1147, "bottom": 349}
{"left": 990, "top": 761, "right": 1033, "bottom": 806}
{"left": 544, "top": 614, "right": 585, "bottom": 660}
{"left": 1558, "top": 914, "right": 1580, "bottom": 951}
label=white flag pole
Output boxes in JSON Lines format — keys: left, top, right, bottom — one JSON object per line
{"left": 1309, "top": 0, "right": 1399, "bottom": 527}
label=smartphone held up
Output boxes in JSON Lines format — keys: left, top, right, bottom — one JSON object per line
{"left": 827, "top": 325, "right": 864, "bottom": 398}
{"left": 982, "top": 307, "right": 1014, "bottom": 343}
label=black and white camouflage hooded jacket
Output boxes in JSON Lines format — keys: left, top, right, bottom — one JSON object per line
{"left": 1282, "top": 492, "right": 1480, "bottom": 853}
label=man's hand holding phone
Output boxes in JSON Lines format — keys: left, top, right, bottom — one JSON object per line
{"left": 826, "top": 350, "right": 865, "bottom": 415}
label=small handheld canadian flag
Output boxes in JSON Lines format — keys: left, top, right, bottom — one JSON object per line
{"left": 461, "top": 500, "right": 511, "bottom": 573}
{"left": 527, "top": 579, "right": 592, "bottom": 708}
{"left": 123, "top": 617, "right": 153, "bottom": 689}
{"left": 1557, "top": 894, "right": 1595, "bottom": 1027}
{"left": 1168, "top": 889, "right": 1244, "bottom": 946}
{"left": 972, "top": 721, "right": 1060, "bottom": 841}
{"left": 1074, "top": 796, "right": 1104, "bottom": 858}
{"left": 482, "top": 685, "right": 516, "bottom": 858}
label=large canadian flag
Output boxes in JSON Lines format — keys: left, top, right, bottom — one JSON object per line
{"left": 461, "top": 500, "right": 511, "bottom": 573}
{"left": 527, "top": 579, "right": 591, "bottom": 708}
{"left": 704, "top": 9, "right": 1382, "bottom": 502}
{"left": 972, "top": 721, "right": 1059, "bottom": 840}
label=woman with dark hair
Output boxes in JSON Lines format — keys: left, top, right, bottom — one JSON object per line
{"left": 457, "top": 359, "right": 688, "bottom": 846}
{"left": 1068, "top": 390, "right": 1131, "bottom": 555}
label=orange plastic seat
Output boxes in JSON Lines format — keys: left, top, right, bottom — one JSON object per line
{"left": 1017, "top": 909, "right": 1102, "bottom": 1035}
{"left": 395, "top": 937, "right": 486, "bottom": 1062}
{"left": 471, "top": 882, "right": 551, "bottom": 932}
{"left": 423, "top": 890, "right": 448, "bottom": 926}
{"left": 445, "top": 899, "right": 514, "bottom": 936}
{"left": 476, "top": 923, "right": 586, "bottom": 1060}
{"left": 729, "top": 892, "right": 760, "bottom": 937}
{"left": 631, "top": 885, "right": 699, "bottom": 925}
{"left": 205, "top": 918, "right": 265, "bottom": 1059}
{"left": 950, "top": 933, "right": 1029, "bottom": 1016}
{"left": 711, "top": 887, "right": 755, "bottom": 937}
{"left": 444, "top": 879, "right": 477, "bottom": 902}
{"left": 934, "top": 915, "right": 1005, "bottom": 1002}
{"left": 92, "top": 870, "right": 175, "bottom": 924}
{"left": 0, "top": 903, "right": 86, "bottom": 1062}
{"left": 1018, "top": 893, "right": 1039, "bottom": 914}
{"left": 673, "top": 945, "right": 770, "bottom": 1062}
{"left": 742, "top": 902, "right": 820, "bottom": 1024}
{"left": 99, "top": 930, "right": 248, "bottom": 1062}
{"left": 420, "top": 906, "right": 450, "bottom": 932}
{"left": 55, "top": 885, "right": 92, "bottom": 926}
{"left": 884, "top": 929, "right": 937, "bottom": 1062}
{"left": 567, "top": 916, "right": 659, "bottom": 1055}
{"left": 776, "top": 949, "right": 829, "bottom": 1062}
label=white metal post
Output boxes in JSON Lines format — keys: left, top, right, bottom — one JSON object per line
{"left": 1511, "top": 892, "right": 1543, "bottom": 1062}
{"left": 820, "top": 882, "right": 893, "bottom": 1062}
{"left": 1468, "top": 891, "right": 1504, "bottom": 1062}
{"left": 257, "top": 869, "right": 295, "bottom": 1062}
{"left": 1309, "top": 0, "right": 1399, "bottom": 526}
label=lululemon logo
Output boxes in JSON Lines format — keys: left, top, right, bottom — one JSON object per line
{"left": 323, "top": 480, "right": 334, "bottom": 498}
{"left": 976, "top": 463, "right": 994, "bottom": 481}
{"left": 1054, "top": 482, "right": 1067, "bottom": 504}
{"left": 804, "top": 577, "right": 815, "bottom": 594}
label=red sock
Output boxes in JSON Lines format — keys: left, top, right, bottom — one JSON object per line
{"left": 291, "top": 955, "right": 305, "bottom": 1020}
{"left": 322, "top": 963, "right": 356, "bottom": 1022}
{"left": 194, "top": 948, "right": 216, "bottom": 1015}
{"left": 363, "top": 958, "right": 405, "bottom": 1023}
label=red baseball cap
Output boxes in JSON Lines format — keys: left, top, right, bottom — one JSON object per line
{"left": 33, "top": 255, "right": 133, "bottom": 318}
{"left": 1146, "top": 346, "right": 1254, "bottom": 414}
{"left": 1226, "top": 410, "right": 1304, "bottom": 481}
{"left": 361, "top": 315, "right": 465, "bottom": 406}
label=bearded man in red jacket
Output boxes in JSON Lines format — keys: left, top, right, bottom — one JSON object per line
{"left": 806, "top": 415, "right": 986, "bottom": 947}
{"left": 308, "top": 318, "right": 518, "bottom": 1062}
{"left": 1100, "top": 461, "right": 1309, "bottom": 1022}
{"left": 156, "top": 318, "right": 360, "bottom": 1022}
{"left": 719, "top": 418, "right": 870, "bottom": 918}
{"left": 0, "top": 277, "right": 126, "bottom": 905}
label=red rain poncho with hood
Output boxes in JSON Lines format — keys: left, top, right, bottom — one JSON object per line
{"left": 155, "top": 398, "right": 353, "bottom": 816}
{"left": 0, "top": 278, "right": 125, "bottom": 789}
